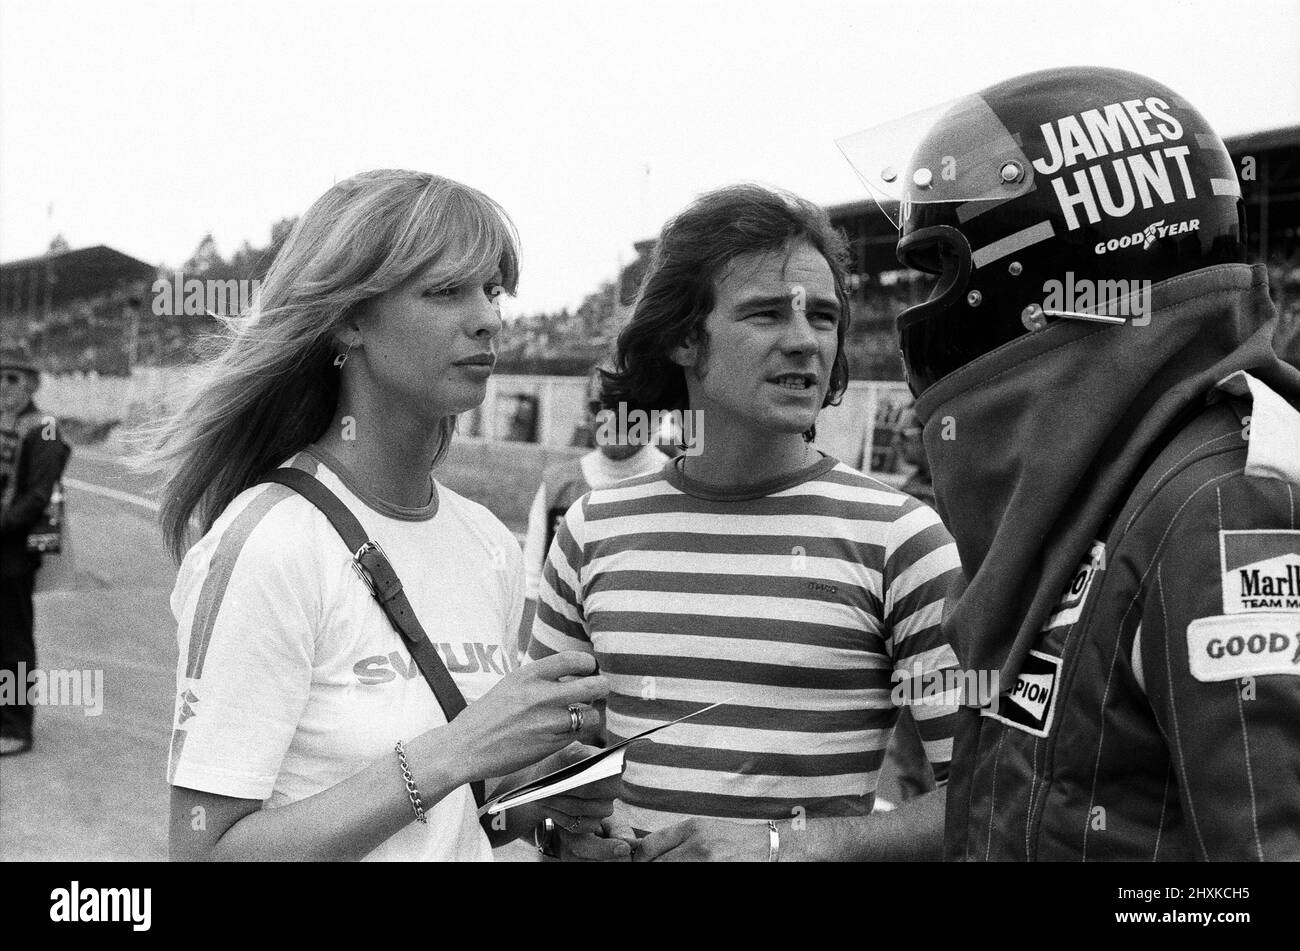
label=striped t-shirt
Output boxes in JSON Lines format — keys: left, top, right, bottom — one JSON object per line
{"left": 528, "top": 453, "right": 963, "bottom": 832}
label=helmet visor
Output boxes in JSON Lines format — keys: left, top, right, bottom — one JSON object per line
{"left": 836, "top": 93, "right": 1037, "bottom": 231}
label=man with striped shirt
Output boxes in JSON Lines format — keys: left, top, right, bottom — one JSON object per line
{"left": 528, "top": 185, "right": 962, "bottom": 861}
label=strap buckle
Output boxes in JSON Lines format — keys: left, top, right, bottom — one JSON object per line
{"left": 350, "top": 540, "right": 389, "bottom": 597}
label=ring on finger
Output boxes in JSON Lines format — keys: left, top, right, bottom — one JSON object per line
{"left": 567, "top": 703, "right": 584, "bottom": 733}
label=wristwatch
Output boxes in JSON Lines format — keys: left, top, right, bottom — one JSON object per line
{"left": 534, "top": 818, "right": 561, "bottom": 859}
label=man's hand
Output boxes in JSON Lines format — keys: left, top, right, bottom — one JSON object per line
{"left": 633, "top": 817, "right": 767, "bottom": 862}
{"left": 531, "top": 743, "right": 619, "bottom": 838}
{"left": 556, "top": 817, "right": 640, "bottom": 862}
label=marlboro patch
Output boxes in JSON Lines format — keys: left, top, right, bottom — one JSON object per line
{"left": 1219, "top": 531, "right": 1300, "bottom": 613}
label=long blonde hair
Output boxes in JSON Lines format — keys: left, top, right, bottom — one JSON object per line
{"left": 149, "top": 170, "right": 519, "bottom": 562}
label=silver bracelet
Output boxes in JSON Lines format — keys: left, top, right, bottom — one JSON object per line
{"left": 394, "top": 740, "right": 427, "bottom": 824}
{"left": 767, "top": 820, "right": 780, "bottom": 862}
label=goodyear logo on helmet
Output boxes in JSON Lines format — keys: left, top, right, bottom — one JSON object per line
{"left": 1220, "top": 530, "right": 1300, "bottom": 613}
{"left": 1094, "top": 217, "right": 1200, "bottom": 256}
{"left": 1032, "top": 97, "right": 1195, "bottom": 232}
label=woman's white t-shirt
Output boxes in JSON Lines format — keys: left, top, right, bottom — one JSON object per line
{"left": 166, "top": 447, "right": 524, "bottom": 861}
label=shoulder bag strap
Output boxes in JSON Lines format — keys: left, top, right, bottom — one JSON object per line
{"left": 257, "top": 468, "right": 489, "bottom": 822}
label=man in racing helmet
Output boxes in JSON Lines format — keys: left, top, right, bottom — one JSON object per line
{"left": 841, "top": 66, "right": 1300, "bottom": 860}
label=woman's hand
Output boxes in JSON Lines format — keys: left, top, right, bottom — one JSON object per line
{"left": 521, "top": 741, "right": 622, "bottom": 837}
{"left": 435, "top": 651, "right": 608, "bottom": 782}
{"left": 508, "top": 742, "right": 636, "bottom": 861}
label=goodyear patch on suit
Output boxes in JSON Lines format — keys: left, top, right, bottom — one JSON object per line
{"left": 1187, "top": 613, "right": 1300, "bottom": 682}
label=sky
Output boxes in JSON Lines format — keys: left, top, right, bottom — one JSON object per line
{"left": 2, "top": 0, "right": 1298, "bottom": 318}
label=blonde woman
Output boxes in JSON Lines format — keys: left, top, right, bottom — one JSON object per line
{"left": 153, "top": 170, "right": 614, "bottom": 861}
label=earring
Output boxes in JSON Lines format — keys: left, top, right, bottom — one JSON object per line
{"left": 333, "top": 332, "right": 359, "bottom": 368}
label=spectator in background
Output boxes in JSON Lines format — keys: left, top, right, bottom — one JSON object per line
{"left": 893, "top": 405, "right": 934, "bottom": 508}
{"left": 0, "top": 346, "right": 71, "bottom": 757}
{"left": 518, "top": 368, "right": 667, "bottom": 654}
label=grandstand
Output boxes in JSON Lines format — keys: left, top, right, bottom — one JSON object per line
{"left": 0, "top": 244, "right": 157, "bottom": 374}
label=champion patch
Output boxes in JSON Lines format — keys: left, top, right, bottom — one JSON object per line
{"left": 982, "top": 649, "right": 1062, "bottom": 737}
{"left": 1187, "top": 613, "right": 1300, "bottom": 682}
{"left": 1219, "top": 530, "right": 1300, "bottom": 613}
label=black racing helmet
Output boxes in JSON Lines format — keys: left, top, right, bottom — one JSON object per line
{"left": 838, "top": 66, "right": 1246, "bottom": 396}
